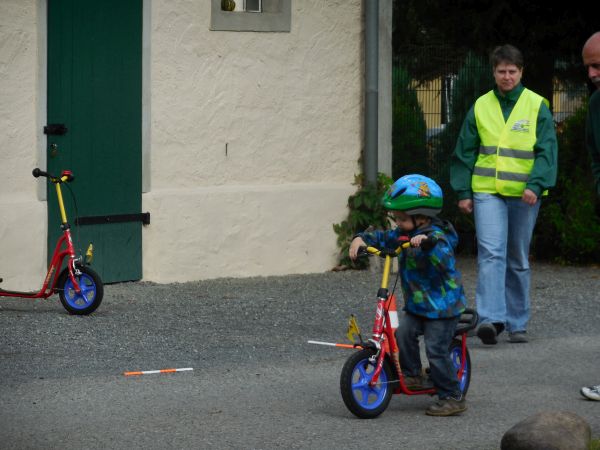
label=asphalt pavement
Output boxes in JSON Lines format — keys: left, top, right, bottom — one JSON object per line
{"left": 0, "top": 256, "right": 599, "bottom": 449}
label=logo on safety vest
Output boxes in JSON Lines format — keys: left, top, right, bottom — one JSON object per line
{"left": 511, "top": 119, "right": 530, "bottom": 133}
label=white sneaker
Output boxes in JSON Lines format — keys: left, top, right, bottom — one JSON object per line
{"left": 580, "top": 385, "right": 600, "bottom": 401}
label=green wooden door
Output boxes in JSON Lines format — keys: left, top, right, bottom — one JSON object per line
{"left": 47, "top": 0, "right": 143, "bottom": 283}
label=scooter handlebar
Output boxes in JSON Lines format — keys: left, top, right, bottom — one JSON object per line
{"left": 419, "top": 235, "right": 438, "bottom": 251}
{"left": 32, "top": 168, "right": 74, "bottom": 183}
{"left": 32, "top": 168, "right": 48, "bottom": 178}
{"left": 357, "top": 235, "right": 438, "bottom": 257}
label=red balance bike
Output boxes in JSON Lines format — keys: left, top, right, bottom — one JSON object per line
{"left": 0, "top": 168, "right": 103, "bottom": 315}
{"left": 310, "top": 240, "right": 477, "bottom": 418}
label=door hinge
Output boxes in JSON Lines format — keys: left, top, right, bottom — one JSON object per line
{"left": 75, "top": 212, "right": 150, "bottom": 226}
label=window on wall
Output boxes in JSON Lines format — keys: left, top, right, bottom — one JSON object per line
{"left": 244, "top": 0, "right": 262, "bottom": 12}
{"left": 224, "top": 0, "right": 261, "bottom": 12}
{"left": 211, "top": 0, "right": 291, "bottom": 32}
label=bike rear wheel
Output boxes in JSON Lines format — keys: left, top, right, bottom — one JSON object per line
{"left": 57, "top": 265, "right": 103, "bottom": 315}
{"left": 340, "top": 349, "right": 394, "bottom": 419}
{"left": 449, "top": 338, "right": 471, "bottom": 395}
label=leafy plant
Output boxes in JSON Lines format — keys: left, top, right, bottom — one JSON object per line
{"left": 533, "top": 100, "right": 600, "bottom": 263}
{"left": 536, "top": 177, "right": 600, "bottom": 263}
{"left": 333, "top": 173, "right": 393, "bottom": 269}
{"left": 392, "top": 64, "right": 428, "bottom": 179}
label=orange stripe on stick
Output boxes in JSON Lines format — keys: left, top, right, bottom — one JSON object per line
{"left": 307, "top": 340, "right": 363, "bottom": 349}
{"left": 124, "top": 367, "right": 193, "bottom": 376}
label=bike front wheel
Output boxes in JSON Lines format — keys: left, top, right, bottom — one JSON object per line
{"left": 449, "top": 338, "right": 471, "bottom": 395}
{"left": 57, "top": 265, "right": 104, "bottom": 315}
{"left": 340, "top": 349, "right": 394, "bottom": 419}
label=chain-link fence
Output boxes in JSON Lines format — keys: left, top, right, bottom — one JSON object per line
{"left": 393, "top": 52, "right": 588, "bottom": 177}
{"left": 391, "top": 49, "right": 590, "bottom": 255}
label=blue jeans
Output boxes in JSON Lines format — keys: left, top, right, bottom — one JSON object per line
{"left": 396, "top": 313, "right": 461, "bottom": 399}
{"left": 473, "top": 193, "right": 541, "bottom": 333}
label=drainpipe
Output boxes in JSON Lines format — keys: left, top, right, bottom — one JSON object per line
{"left": 364, "top": 0, "right": 379, "bottom": 186}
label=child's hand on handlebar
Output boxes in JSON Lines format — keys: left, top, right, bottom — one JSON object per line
{"left": 410, "top": 234, "right": 429, "bottom": 248}
{"left": 349, "top": 237, "right": 367, "bottom": 261}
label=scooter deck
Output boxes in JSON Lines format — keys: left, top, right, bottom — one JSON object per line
{"left": 0, "top": 288, "right": 42, "bottom": 296}
{"left": 0, "top": 279, "right": 42, "bottom": 296}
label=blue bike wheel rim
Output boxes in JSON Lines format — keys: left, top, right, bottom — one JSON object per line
{"left": 63, "top": 273, "right": 98, "bottom": 310}
{"left": 450, "top": 346, "right": 469, "bottom": 392}
{"left": 350, "top": 357, "right": 389, "bottom": 410}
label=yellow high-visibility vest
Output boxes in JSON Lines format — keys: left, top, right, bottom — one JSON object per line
{"left": 472, "top": 88, "right": 547, "bottom": 197}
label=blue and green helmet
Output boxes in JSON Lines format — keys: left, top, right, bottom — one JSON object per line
{"left": 382, "top": 174, "right": 443, "bottom": 216}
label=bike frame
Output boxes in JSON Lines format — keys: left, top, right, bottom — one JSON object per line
{"left": 363, "top": 244, "right": 469, "bottom": 396}
{"left": 0, "top": 172, "right": 82, "bottom": 299}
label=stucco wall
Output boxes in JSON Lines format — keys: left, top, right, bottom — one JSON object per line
{"left": 143, "top": 0, "right": 362, "bottom": 282}
{"left": 0, "top": 0, "right": 47, "bottom": 291}
{"left": 0, "top": 0, "right": 364, "bottom": 288}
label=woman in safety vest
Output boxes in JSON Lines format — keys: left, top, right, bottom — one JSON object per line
{"left": 449, "top": 44, "right": 558, "bottom": 345}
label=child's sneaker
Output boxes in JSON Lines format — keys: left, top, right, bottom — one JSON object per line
{"left": 580, "top": 385, "right": 600, "bottom": 401}
{"left": 425, "top": 395, "right": 467, "bottom": 416}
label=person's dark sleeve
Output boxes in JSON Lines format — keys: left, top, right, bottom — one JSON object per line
{"left": 586, "top": 91, "right": 600, "bottom": 196}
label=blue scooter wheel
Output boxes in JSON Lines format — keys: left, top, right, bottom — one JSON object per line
{"left": 57, "top": 265, "right": 103, "bottom": 315}
{"left": 340, "top": 349, "right": 394, "bottom": 419}
{"left": 450, "top": 338, "right": 471, "bottom": 395}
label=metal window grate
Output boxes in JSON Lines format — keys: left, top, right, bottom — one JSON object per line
{"left": 245, "top": 0, "right": 261, "bottom": 12}
{"left": 392, "top": 50, "right": 588, "bottom": 184}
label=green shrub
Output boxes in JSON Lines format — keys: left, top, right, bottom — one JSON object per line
{"left": 533, "top": 101, "right": 600, "bottom": 263}
{"left": 333, "top": 173, "right": 393, "bottom": 269}
{"left": 392, "top": 64, "right": 428, "bottom": 179}
{"left": 536, "top": 177, "right": 600, "bottom": 263}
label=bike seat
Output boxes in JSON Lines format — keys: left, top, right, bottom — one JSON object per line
{"left": 455, "top": 308, "right": 478, "bottom": 336}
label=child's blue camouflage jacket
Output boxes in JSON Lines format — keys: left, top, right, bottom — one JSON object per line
{"left": 356, "top": 219, "right": 466, "bottom": 319}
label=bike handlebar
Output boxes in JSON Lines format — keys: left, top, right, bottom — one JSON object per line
{"left": 32, "top": 168, "right": 74, "bottom": 183}
{"left": 32, "top": 168, "right": 48, "bottom": 178}
{"left": 358, "top": 236, "right": 438, "bottom": 257}
{"left": 419, "top": 235, "right": 438, "bottom": 251}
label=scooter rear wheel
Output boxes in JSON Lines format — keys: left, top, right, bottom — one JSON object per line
{"left": 340, "top": 349, "right": 394, "bottom": 419}
{"left": 57, "top": 265, "right": 103, "bottom": 315}
{"left": 450, "top": 338, "right": 471, "bottom": 395}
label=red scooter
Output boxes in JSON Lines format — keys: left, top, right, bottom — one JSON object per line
{"left": 0, "top": 168, "right": 103, "bottom": 315}
{"left": 310, "top": 241, "right": 477, "bottom": 418}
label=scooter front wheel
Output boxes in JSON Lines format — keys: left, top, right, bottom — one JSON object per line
{"left": 57, "top": 265, "right": 104, "bottom": 315}
{"left": 340, "top": 349, "right": 394, "bottom": 419}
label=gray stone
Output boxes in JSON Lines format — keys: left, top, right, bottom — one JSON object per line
{"left": 501, "top": 411, "right": 591, "bottom": 450}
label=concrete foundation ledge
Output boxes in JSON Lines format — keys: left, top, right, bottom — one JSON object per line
{"left": 142, "top": 182, "right": 356, "bottom": 283}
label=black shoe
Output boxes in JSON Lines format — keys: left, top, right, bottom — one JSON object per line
{"left": 477, "top": 323, "right": 497, "bottom": 345}
{"left": 493, "top": 322, "right": 505, "bottom": 335}
{"left": 508, "top": 331, "right": 528, "bottom": 343}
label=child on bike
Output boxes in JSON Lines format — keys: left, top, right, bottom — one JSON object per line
{"left": 349, "top": 174, "right": 468, "bottom": 416}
